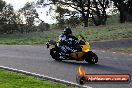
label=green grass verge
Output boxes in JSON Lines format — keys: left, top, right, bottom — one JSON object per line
{"left": 110, "top": 47, "right": 132, "bottom": 53}
{"left": 75, "top": 22, "right": 132, "bottom": 41}
{"left": 0, "top": 31, "right": 60, "bottom": 45}
{"left": 0, "top": 69, "right": 72, "bottom": 88}
{"left": 0, "top": 22, "right": 132, "bottom": 45}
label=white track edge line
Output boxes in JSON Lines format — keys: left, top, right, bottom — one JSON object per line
{"left": 0, "top": 66, "right": 92, "bottom": 88}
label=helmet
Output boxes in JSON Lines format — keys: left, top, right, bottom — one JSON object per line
{"left": 63, "top": 27, "right": 72, "bottom": 35}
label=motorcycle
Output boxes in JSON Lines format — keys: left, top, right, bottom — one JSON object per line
{"left": 46, "top": 35, "right": 98, "bottom": 64}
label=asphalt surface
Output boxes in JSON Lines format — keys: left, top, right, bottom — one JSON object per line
{"left": 0, "top": 40, "right": 132, "bottom": 88}
{"left": 91, "top": 38, "right": 132, "bottom": 49}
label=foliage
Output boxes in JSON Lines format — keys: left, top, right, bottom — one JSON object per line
{"left": 91, "top": 0, "right": 110, "bottom": 25}
{"left": 0, "top": 0, "right": 50, "bottom": 34}
{"left": 0, "top": 0, "right": 5, "bottom": 11}
{"left": 19, "top": 2, "right": 40, "bottom": 33}
{"left": 111, "top": 0, "right": 132, "bottom": 23}
{"left": 0, "top": 22, "right": 132, "bottom": 44}
{"left": 38, "top": 21, "right": 50, "bottom": 31}
{"left": 54, "top": 6, "right": 69, "bottom": 28}
{"left": 53, "top": 7, "right": 81, "bottom": 28}
{"left": 65, "top": 16, "right": 82, "bottom": 27}
{"left": 37, "top": 0, "right": 111, "bottom": 27}
{"left": 0, "top": 1, "right": 22, "bottom": 34}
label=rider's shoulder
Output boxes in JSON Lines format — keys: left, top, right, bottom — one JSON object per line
{"left": 69, "top": 35, "right": 78, "bottom": 40}
{"left": 60, "top": 33, "right": 65, "bottom": 37}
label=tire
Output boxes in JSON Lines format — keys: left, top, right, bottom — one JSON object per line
{"left": 76, "top": 76, "right": 86, "bottom": 85}
{"left": 50, "top": 48, "right": 61, "bottom": 61}
{"left": 84, "top": 51, "right": 98, "bottom": 64}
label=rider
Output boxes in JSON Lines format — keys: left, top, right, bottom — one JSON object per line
{"left": 59, "top": 27, "right": 79, "bottom": 54}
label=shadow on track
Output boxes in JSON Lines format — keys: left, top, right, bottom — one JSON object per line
{"left": 54, "top": 60, "right": 132, "bottom": 74}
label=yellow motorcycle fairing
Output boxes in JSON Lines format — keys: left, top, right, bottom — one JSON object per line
{"left": 81, "top": 42, "right": 90, "bottom": 52}
{"left": 69, "top": 42, "right": 90, "bottom": 61}
{"left": 70, "top": 52, "right": 85, "bottom": 61}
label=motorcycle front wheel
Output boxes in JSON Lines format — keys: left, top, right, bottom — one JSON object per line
{"left": 50, "top": 48, "right": 62, "bottom": 61}
{"left": 84, "top": 51, "right": 98, "bottom": 64}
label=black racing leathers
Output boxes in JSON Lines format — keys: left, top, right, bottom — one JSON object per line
{"left": 59, "top": 33, "right": 79, "bottom": 54}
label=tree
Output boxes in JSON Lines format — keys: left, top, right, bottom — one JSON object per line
{"left": 37, "top": 0, "right": 92, "bottom": 27}
{"left": 0, "top": 1, "right": 22, "bottom": 34}
{"left": 52, "top": 6, "right": 82, "bottom": 28}
{"left": 54, "top": 6, "right": 70, "bottom": 28}
{"left": 90, "top": 0, "right": 110, "bottom": 25}
{"left": 111, "top": 0, "right": 132, "bottom": 23}
{"left": 0, "top": 0, "right": 5, "bottom": 10}
{"left": 65, "top": 11, "right": 82, "bottom": 27}
{"left": 37, "top": 0, "right": 111, "bottom": 27}
{"left": 0, "top": 0, "right": 6, "bottom": 24}
{"left": 38, "top": 21, "right": 50, "bottom": 31}
{"left": 19, "top": 2, "right": 40, "bottom": 33}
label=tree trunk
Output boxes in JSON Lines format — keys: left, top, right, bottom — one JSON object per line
{"left": 82, "top": 14, "right": 89, "bottom": 27}
{"left": 125, "top": 12, "right": 132, "bottom": 22}
{"left": 101, "top": 10, "right": 107, "bottom": 25}
{"left": 113, "top": 1, "right": 132, "bottom": 23}
{"left": 84, "top": 19, "right": 88, "bottom": 27}
{"left": 119, "top": 8, "right": 132, "bottom": 23}
{"left": 113, "top": 1, "right": 125, "bottom": 23}
{"left": 119, "top": 10, "right": 126, "bottom": 23}
{"left": 91, "top": 14, "right": 99, "bottom": 26}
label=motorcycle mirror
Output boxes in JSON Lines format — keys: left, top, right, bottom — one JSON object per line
{"left": 46, "top": 42, "right": 49, "bottom": 48}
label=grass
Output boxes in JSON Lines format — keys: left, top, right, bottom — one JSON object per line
{"left": 110, "top": 47, "right": 132, "bottom": 53}
{"left": 0, "top": 31, "right": 60, "bottom": 45}
{"left": 0, "top": 22, "right": 132, "bottom": 45}
{"left": 0, "top": 69, "right": 72, "bottom": 88}
{"left": 75, "top": 22, "right": 132, "bottom": 42}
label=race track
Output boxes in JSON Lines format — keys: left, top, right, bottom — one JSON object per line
{"left": 0, "top": 45, "right": 131, "bottom": 88}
